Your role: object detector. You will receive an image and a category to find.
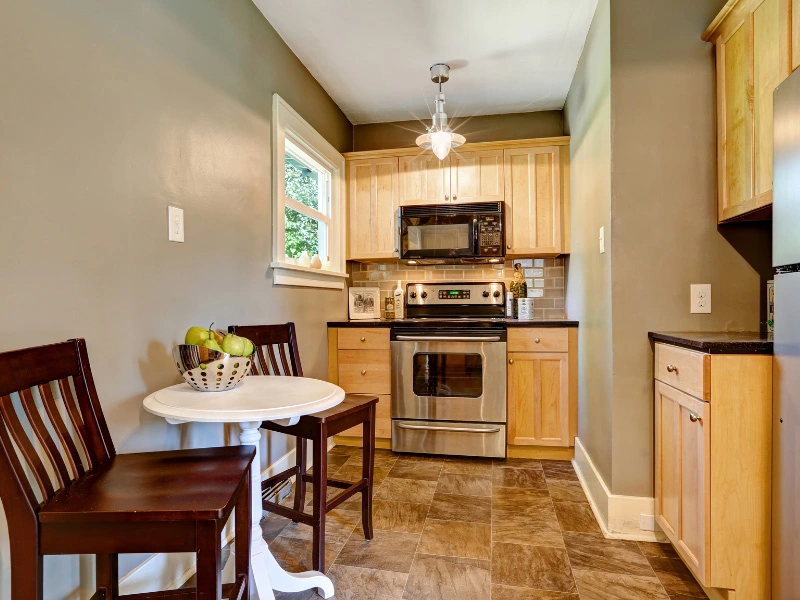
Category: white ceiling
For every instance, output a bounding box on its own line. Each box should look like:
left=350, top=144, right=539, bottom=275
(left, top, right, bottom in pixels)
left=253, top=0, right=599, bottom=124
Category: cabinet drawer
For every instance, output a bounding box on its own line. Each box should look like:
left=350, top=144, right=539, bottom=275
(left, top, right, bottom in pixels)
left=655, top=343, right=710, bottom=401
left=508, top=328, right=569, bottom=352
left=337, top=350, right=391, bottom=394
left=341, top=394, right=392, bottom=438
left=337, top=328, right=390, bottom=350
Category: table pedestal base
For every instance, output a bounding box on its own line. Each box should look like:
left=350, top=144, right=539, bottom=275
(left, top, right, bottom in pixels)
left=224, top=422, right=334, bottom=600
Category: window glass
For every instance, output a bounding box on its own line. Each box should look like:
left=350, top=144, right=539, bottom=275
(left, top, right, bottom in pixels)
left=283, top=138, right=330, bottom=260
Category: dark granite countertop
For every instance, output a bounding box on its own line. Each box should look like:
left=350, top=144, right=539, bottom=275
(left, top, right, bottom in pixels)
left=328, top=318, right=578, bottom=328
left=648, top=331, right=773, bottom=355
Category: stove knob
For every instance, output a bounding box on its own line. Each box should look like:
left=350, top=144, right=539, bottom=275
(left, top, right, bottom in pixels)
left=421, top=291, right=428, bottom=299
left=483, top=290, right=490, bottom=298
left=410, top=291, right=417, bottom=299
left=493, top=290, right=501, bottom=298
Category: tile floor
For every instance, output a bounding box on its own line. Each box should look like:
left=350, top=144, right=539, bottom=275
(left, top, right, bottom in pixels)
left=209, top=446, right=710, bottom=599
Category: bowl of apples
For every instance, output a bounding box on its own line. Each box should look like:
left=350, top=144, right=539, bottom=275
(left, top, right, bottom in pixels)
left=173, top=325, right=256, bottom=392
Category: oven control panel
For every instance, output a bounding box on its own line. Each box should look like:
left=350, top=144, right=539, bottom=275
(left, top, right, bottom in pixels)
left=407, top=282, right=505, bottom=306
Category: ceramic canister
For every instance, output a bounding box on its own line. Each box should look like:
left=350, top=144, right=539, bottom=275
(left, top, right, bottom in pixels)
left=517, top=297, right=535, bottom=320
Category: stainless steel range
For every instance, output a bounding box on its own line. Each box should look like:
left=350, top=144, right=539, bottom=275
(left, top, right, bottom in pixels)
left=391, top=282, right=507, bottom=458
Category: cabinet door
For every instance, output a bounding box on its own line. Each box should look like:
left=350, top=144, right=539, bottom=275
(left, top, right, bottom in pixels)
left=793, top=0, right=800, bottom=70
left=504, top=146, right=563, bottom=256
left=348, top=158, right=399, bottom=260
left=399, top=155, right=450, bottom=205
left=507, top=352, right=569, bottom=446
left=450, top=150, right=504, bottom=204
left=655, top=381, right=711, bottom=585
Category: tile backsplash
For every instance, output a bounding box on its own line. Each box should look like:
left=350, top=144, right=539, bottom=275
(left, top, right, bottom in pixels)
left=349, top=258, right=566, bottom=319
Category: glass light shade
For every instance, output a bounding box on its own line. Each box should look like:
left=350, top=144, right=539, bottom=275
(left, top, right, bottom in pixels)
left=415, top=130, right=466, bottom=160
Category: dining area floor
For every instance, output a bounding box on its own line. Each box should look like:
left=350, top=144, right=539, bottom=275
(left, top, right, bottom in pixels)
left=238, top=446, right=709, bottom=600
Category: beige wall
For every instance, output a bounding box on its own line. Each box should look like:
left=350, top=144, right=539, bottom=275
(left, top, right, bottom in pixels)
left=563, top=0, right=613, bottom=499
left=0, top=0, right=352, bottom=595
left=608, top=0, right=764, bottom=497
left=353, top=111, right=563, bottom=151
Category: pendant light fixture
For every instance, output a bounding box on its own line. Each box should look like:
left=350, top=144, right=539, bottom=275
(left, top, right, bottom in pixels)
left=416, top=63, right=465, bottom=160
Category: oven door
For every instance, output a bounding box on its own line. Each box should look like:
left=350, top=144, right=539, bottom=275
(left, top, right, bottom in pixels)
left=391, top=334, right=507, bottom=423
left=400, top=212, right=477, bottom=260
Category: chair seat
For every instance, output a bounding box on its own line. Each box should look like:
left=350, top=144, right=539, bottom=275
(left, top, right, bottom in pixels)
left=39, top=446, right=254, bottom=524
left=296, top=394, right=378, bottom=423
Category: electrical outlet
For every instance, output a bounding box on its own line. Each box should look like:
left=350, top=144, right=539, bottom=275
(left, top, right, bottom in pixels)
left=599, top=226, right=605, bottom=254
left=167, top=206, right=184, bottom=242
left=690, top=284, right=711, bottom=313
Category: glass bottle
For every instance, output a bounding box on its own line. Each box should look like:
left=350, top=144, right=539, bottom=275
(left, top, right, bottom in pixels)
left=509, top=263, right=527, bottom=319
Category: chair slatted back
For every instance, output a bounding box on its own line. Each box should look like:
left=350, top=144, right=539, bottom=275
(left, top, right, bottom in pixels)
left=0, top=339, right=115, bottom=516
left=228, top=323, right=303, bottom=377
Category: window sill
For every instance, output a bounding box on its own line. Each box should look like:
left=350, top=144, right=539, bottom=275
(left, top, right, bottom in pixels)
left=269, top=261, right=349, bottom=290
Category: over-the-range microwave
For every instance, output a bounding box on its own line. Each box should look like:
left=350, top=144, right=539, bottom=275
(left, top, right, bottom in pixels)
left=398, top=202, right=505, bottom=264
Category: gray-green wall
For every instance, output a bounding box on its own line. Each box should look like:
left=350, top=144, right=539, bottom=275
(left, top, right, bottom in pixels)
left=565, top=0, right=768, bottom=502
left=0, top=0, right=352, bottom=596
left=353, top=111, right=564, bottom=151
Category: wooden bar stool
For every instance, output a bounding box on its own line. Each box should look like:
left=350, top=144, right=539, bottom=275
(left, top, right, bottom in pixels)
left=229, top=323, right=377, bottom=572
left=0, top=339, right=253, bottom=600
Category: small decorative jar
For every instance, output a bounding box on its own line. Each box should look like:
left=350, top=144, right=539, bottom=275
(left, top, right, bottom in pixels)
left=509, top=263, right=528, bottom=319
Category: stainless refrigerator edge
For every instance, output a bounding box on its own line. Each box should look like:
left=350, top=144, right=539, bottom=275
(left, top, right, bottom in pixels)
left=772, top=66, right=800, bottom=599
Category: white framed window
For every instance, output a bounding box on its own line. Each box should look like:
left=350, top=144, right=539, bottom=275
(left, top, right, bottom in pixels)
left=270, top=94, right=347, bottom=289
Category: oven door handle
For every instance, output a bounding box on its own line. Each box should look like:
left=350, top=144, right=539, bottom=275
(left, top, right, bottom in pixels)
left=394, top=335, right=501, bottom=342
left=397, top=423, right=502, bottom=434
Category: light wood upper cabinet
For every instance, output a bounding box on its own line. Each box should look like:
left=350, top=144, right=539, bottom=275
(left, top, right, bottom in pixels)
left=704, top=0, right=793, bottom=222
left=450, top=150, right=504, bottom=204
left=348, top=158, right=399, bottom=260
left=399, top=155, right=450, bottom=205
left=504, top=146, right=563, bottom=256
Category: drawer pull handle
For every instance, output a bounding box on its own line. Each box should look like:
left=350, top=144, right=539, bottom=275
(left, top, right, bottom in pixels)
left=508, top=359, right=514, bottom=364
left=689, top=413, right=701, bottom=423
left=666, top=364, right=679, bottom=374
left=361, top=369, right=366, bottom=375
left=360, top=337, right=366, bottom=342
left=534, top=338, right=541, bottom=343
left=398, top=423, right=501, bottom=434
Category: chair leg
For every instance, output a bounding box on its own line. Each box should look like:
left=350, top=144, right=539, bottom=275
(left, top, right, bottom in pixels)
left=312, top=426, right=328, bottom=572
left=234, top=473, right=251, bottom=599
left=362, top=404, right=376, bottom=540
left=293, top=436, right=307, bottom=520
left=96, top=554, right=119, bottom=599
left=10, top=536, right=43, bottom=600
left=196, top=520, right=221, bottom=600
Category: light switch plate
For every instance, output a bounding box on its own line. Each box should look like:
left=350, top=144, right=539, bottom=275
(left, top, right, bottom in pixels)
left=599, top=226, right=605, bottom=254
left=690, top=283, right=711, bottom=313
left=168, top=206, right=184, bottom=242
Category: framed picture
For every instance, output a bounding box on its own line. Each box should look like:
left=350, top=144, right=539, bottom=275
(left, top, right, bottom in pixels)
left=348, top=287, right=381, bottom=320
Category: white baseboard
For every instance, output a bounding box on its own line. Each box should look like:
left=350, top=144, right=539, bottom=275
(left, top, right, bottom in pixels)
left=572, top=437, right=666, bottom=542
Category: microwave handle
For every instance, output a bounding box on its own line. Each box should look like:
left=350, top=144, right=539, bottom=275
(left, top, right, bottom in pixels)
left=473, top=216, right=479, bottom=254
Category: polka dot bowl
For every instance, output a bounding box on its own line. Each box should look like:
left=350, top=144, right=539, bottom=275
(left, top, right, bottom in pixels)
left=172, top=344, right=251, bottom=392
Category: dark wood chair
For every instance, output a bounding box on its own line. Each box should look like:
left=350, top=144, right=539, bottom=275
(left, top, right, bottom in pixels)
left=229, top=323, right=377, bottom=572
left=0, top=339, right=253, bottom=600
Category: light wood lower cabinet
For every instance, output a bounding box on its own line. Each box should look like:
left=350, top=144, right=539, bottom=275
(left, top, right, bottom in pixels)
left=653, top=343, right=772, bottom=599
left=506, top=328, right=577, bottom=448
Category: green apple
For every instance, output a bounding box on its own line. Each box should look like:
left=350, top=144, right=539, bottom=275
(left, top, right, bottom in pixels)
left=242, top=337, right=254, bottom=357
left=185, top=326, right=210, bottom=346
left=202, top=338, right=223, bottom=352
left=222, top=333, right=245, bottom=356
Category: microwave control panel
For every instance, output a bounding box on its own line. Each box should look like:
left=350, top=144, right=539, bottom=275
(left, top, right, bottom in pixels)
left=478, top=214, right=504, bottom=256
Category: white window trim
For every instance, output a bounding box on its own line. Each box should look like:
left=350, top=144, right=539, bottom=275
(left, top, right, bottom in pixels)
left=270, top=94, right=348, bottom=289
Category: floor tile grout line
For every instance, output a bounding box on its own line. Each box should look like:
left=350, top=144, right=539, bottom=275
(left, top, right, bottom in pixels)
left=401, top=463, right=440, bottom=600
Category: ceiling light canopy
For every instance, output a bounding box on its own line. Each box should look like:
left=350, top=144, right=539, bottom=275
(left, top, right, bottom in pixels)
left=416, top=64, right=465, bottom=160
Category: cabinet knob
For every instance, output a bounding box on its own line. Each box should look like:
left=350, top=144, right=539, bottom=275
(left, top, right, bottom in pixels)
left=666, top=364, right=679, bottom=374
left=506, top=244, right=511, bottom=249
left=689, top=413, right=701, bottom=423
left=360, top=337, right=366, bottom=342
left=361, top=369, right=366, bottom=375
left=534, top=338, right=541, bottom=343
left=508, top=359, right=514, bottom=364
left=394, top=248, right=399, bottom=253
left=452, top=194, right=458, bottom=200
left=444, top=194, right=449, bottom=200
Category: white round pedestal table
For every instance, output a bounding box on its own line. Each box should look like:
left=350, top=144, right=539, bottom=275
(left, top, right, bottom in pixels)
left=143, top=376, right=345, bottom=600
